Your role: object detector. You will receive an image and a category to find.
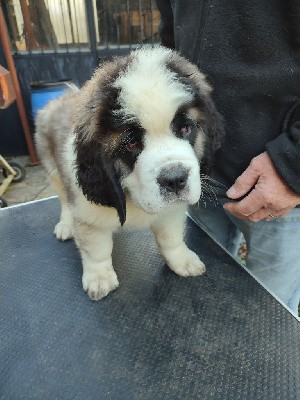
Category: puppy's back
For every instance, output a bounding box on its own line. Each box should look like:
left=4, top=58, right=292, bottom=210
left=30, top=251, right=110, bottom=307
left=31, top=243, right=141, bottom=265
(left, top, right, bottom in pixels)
left=35, top=90, right=78, bottom=175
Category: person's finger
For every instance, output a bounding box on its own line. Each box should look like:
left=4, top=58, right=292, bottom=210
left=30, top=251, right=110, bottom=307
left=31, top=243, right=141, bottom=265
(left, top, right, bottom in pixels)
left=224, top=187, right=265, bottom=218
left=237, top=207, right=293, bottom=223
left=226, top=159, right=260, bottom=199
left=278, top=208, right=293, bottom=218
left=248, top=207, right=288, bottom=222
left=264, top=208, right=293, bottom=221
left=247, top=208, right=271, bottom=222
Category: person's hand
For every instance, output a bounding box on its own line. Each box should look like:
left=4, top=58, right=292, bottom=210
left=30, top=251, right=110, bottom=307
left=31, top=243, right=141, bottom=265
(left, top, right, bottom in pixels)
left=223, top=152, right=300, bottom=222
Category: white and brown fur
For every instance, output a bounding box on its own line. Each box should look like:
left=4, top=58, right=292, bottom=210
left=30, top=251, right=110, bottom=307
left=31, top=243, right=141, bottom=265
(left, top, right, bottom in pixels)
left=35, top=46, right=224, bottom=300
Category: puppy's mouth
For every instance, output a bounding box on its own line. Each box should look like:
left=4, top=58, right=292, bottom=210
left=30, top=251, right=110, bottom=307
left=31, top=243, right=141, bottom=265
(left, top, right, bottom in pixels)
left=160, top=188, right=191, bottom=203
left=140, top=188, right=197, bottom=214
left=122, top=161, right=201, bottom=214
left=154, top=163, right=201, bottom=211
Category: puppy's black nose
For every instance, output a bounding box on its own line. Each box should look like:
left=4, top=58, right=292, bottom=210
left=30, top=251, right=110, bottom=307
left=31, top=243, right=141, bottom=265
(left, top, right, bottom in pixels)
left=157, top=166, right=189, bottom=194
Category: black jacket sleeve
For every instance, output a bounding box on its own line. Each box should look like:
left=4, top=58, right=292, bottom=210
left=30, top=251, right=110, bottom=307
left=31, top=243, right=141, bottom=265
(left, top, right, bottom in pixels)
left=266, top=102, right=300, bottom=194
left=156, top=1, right=300, bottom=195
left=156, top=0, right=175, bottom=49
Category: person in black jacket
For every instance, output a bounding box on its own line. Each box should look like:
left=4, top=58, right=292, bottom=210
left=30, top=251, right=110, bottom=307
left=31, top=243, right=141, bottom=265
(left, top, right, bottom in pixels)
left=156, top=0, right=300, bottom=316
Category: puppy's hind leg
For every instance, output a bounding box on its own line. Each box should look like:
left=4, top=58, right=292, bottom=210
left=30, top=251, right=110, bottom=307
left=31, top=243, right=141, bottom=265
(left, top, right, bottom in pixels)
left=151, top=205, right=205, bottom=277
left=50, top=172, right=74, bottom=241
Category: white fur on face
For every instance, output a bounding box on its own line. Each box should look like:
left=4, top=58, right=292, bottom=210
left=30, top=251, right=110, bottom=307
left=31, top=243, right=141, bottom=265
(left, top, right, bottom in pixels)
left=112, top=47, right=202, bottom=214
left=113, top=47, right=193, bottom=135
left=122, top=134, right=201, bottom=214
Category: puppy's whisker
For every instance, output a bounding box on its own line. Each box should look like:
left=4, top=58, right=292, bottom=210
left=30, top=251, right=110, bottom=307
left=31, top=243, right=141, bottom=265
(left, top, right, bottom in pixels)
left=200, top=174, right=229, bottom=190
left=200, top=180, right=219, bottom=206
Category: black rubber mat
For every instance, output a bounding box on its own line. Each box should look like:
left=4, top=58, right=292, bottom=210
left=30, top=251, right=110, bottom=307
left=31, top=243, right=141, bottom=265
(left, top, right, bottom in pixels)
left=0, top=198, right=299, bottom=400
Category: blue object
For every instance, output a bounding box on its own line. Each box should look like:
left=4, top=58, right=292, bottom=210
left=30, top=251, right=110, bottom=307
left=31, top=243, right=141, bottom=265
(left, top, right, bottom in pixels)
left=30, top=80, right=75, bottom=121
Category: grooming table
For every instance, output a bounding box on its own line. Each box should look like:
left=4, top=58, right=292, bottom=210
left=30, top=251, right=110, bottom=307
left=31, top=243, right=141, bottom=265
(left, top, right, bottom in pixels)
left=0, top=198, right=299, bottom=400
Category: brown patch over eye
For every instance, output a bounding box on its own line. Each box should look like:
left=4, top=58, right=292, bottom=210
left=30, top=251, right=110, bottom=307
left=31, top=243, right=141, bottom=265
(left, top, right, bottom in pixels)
left=188, top=107, right=206, bottom=122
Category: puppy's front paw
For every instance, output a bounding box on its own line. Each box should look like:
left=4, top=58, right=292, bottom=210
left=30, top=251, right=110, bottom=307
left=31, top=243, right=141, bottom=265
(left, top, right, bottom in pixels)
left=54, top=222, right=73, bottom=241
left=82, top=267, right=119, bottom=301
left=53, top=221, right=73, bottom=241
left=165, top=246, right=206, bottom=277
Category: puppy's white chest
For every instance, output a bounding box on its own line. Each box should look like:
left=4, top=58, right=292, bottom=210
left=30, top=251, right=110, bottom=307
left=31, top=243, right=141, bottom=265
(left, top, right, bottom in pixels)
left=122, top=201, right=157, bottom=230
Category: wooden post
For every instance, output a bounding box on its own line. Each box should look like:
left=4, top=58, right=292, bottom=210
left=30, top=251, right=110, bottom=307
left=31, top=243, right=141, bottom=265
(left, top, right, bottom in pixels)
left=19, top=0, right=39, bottom=50
left=0, top=4, right=39, bottom=165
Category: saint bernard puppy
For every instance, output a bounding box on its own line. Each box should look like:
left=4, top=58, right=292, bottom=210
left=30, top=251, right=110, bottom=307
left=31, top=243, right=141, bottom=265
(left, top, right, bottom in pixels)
left=35, top=46, right=224, bottom=301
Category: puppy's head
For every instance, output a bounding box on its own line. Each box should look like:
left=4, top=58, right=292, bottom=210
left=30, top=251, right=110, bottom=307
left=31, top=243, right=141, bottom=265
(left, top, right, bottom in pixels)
left=75, top=46, right=224, bottom=225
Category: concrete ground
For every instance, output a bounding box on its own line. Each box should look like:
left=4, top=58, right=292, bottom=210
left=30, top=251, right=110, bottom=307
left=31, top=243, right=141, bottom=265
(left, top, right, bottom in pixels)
left=1, top=155, right=55, bottom=207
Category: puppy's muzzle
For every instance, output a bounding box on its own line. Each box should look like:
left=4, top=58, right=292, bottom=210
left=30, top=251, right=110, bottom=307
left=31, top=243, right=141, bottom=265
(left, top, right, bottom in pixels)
left=157, top=164, right=189, bottom=195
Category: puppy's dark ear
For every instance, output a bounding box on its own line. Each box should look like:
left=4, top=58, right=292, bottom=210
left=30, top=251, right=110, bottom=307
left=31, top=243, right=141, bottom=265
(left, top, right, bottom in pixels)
left=75, top=131, right=126, bottom=225
left=195, top=94, right=225, bottom=175
left=166, top=53, right=225, bottom=175
left=199, top=96, right=225, bottom=175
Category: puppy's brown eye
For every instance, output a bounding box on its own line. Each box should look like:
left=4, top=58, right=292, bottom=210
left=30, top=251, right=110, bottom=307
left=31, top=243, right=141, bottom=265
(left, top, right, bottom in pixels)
left=126, top=140, right=138, bottom=151
left=122, top=127, right=144, bottom=155
left=179, top=124, right=192, bottom=139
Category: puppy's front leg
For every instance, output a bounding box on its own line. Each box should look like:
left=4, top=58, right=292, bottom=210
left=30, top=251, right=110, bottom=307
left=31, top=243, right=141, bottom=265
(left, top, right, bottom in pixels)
left=151, top=206, right=205, bottom=277
left=73, top=221, right=119, bottom=300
